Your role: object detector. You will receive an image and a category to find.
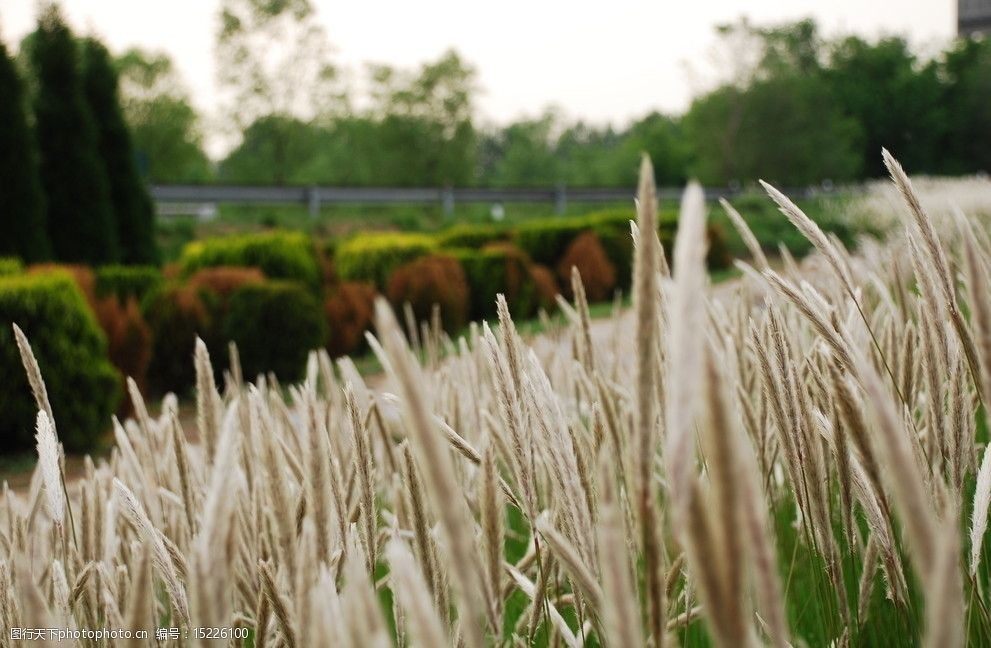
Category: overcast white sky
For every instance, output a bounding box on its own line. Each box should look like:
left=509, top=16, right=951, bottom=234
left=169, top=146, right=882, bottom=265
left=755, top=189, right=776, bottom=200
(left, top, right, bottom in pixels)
left=2, top=0, right=957, bottom=152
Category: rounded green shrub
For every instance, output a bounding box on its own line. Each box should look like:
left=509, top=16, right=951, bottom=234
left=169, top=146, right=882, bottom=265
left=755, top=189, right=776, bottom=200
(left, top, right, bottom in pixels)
left=451, top=244, right=541, bottom=321
left=0, top=272, right=119, bottom=451
left=94, top=265, right=163, bottom=302
left=0, top=258, right=24, bottom=278
left=142, top=283, right=216, bottom=395
left=513, top=219, right=591, bottom=267
left=224, top=281, right=327, bottom=382
left=178, top=231, right=320, bottom=288
left=335, top=232, right=436, bottom=288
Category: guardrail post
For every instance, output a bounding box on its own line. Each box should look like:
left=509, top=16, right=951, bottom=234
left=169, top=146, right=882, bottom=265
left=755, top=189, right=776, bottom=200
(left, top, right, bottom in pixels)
left=308, top=187, right=320, bottom=218
left=441, top=187, right=455, bottom=218
left=554, top=183, right=567, bottom=215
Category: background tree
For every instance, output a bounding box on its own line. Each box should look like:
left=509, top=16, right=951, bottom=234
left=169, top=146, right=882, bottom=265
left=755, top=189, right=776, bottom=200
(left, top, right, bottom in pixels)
left=937, top=37, right=991, bottom=175
left=115, top=48, right=212, bottom=183
left=82, top=38, right=158, bottom=264
left=0, top=38, right=50, bottom=261
left=216, top=0, right=344, bottom=181
left=824, top=36, right=944, bottom=177
left=27, top=5, right=118, bottom=264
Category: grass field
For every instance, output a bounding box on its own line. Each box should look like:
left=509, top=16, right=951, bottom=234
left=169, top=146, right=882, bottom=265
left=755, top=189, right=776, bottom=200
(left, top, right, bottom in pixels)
left=5, top=156, right=991, bottom=646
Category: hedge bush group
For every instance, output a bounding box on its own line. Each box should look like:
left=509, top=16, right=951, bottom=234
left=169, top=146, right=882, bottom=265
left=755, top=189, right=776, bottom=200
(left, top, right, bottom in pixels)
left=0, top=208, right=734, bottom=451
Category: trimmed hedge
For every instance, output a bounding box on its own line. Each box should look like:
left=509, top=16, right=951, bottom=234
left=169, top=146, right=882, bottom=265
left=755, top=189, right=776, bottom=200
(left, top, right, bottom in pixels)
left=178, top=231, right=320, bottom=288
left=142, top=283, right=215, bottom=395
left=224, top=281, right=327, bottom=382
left=0, top=272, right=119, bottom=451
left=556, top=232, right=617, bottom=302
left=94, top=265, right=163, bottom=301
left=435, top=223, right=509, bottom=249
left=335, top=232, right=436, bottom=288
left=450, top=244, right=543, bottom=320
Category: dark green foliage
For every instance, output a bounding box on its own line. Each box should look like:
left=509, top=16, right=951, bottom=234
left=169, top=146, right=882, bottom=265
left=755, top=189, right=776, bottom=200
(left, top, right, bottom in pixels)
left=82, top=39, right=159, bottom=264
left=0, top=40, right=51, bottom=262
left=28, top=6, right=119, bottom=264
left=0, top=272, right=119, bottom=451
left=451, top=245, right=540, bottom=320
left=335, top=233, right=436, bottom=288
left=178, top=231, right=320, bottom=288
left=513, top=219, right=592, bottom=267
left=223, top=281, right=327, bottom=382
left=114, top=48, right=213, bottom=183
left=142, top=283, right=215, bottom=395
left=435, top=223, right=509, bottom=249
left=714, top=192, right=861, bottom=259
left=94, top=265, right=163, bottom=301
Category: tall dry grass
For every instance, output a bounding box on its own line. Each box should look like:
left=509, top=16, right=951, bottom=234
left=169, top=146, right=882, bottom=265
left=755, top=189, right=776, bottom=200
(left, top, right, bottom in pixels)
left=3, top=152, right=991, bottom=646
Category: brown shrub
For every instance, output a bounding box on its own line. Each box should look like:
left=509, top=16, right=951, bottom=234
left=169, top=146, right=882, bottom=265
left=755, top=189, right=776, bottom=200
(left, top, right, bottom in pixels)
left=187, top=266, right=266, bottom=301
left=93, top=296, right=153, bottom=408
left=324, top=281, right=378, bottom=357
left=555, top=231, right=617, bottom=302
left=529, top=264, right=559, bottom=312
left=387, top=254, right=469, bottom=333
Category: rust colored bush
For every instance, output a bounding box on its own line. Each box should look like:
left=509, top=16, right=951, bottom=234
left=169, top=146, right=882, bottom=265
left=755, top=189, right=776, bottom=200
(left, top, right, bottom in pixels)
left=324, top=281, right=377, bottom=357
left=387, top=254, right=469, bottom=334
left=93, top=296, right=152, bottom=407
left=529, top=263, right=559, bottom=312
left=555, top=231, right=617, bottom=302
left=187, top=265, right=266, bottom=301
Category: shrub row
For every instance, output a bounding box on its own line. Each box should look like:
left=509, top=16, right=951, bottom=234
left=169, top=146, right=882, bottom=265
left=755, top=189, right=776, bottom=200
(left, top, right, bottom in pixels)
left=0, top=271, right=119, bottom=451
left=178, top=230, right=321, bottom=288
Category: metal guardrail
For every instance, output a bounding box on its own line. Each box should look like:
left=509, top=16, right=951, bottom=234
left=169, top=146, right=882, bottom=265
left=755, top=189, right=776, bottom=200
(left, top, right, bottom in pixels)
left=151, top=184, right=813, bottom=218
left=959, top=0, right=991, bottom=35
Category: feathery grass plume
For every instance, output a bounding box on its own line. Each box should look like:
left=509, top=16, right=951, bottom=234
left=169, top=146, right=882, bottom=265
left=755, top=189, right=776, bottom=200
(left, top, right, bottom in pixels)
left=763, top=270, right=854, bottom=370
left=259, top=560, right=296, bottom=648
left=596, top=452, right=645, bottom=648
left=664, top=179, right=708, bottom=510
left=505, top=562, right=581, bottom=648
left=759, top=180, right=854, bottom=292
left=304, top=397, right=332, bottom=565
left=194, top=337, right=221, bottom=461
left=13, top=324, right=55, bottom=427
left=971, top=443, right=991, bottom=577
left=858, top=534, right=880, bottom=623
left=113, top=478, right=189, bottom=625
left=34, top=411, right=65, bottom=530
left=387, top=538, right=450, bottom=647
left=853, top=350, right=938, bottom=585
left=345, top=382, right=377, bottom=574
left=170, top=412, right=197, bottom=536
left=570, top=267, right=596, bottom=372
left=122, top=542, right=153, bottom=648
left=534, top=514, right=603, bottom=612
left=925, top=506, right=965, bottom=648
left=635, top=156, right=672, bottom=647
left=961, top=219, right=991, bottom=412
left=479, top=440, right=505, bottom=631
left=191, top=412, right=241, bottom=636
left=372, top=298, right=488, bottom=648
left=883, top=149, right=983, bottom=398
left=720, top=197, right=770, bottom=270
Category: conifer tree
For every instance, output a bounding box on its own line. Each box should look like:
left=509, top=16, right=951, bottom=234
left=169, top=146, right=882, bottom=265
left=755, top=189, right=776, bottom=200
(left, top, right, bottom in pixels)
left=0, top=39, right=51, bottom=262
left=28, top=5, right=118, bottom=264
left=82, top=38, right=158, bottom=264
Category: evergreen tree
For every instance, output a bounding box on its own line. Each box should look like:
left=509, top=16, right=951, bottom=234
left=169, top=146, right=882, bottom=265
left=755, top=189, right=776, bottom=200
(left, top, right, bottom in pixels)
left=0, top=39, right=51, bottom=261
left=82, top=38, right=158, bottom=264
left=27, top=5, right=118, bottom=264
